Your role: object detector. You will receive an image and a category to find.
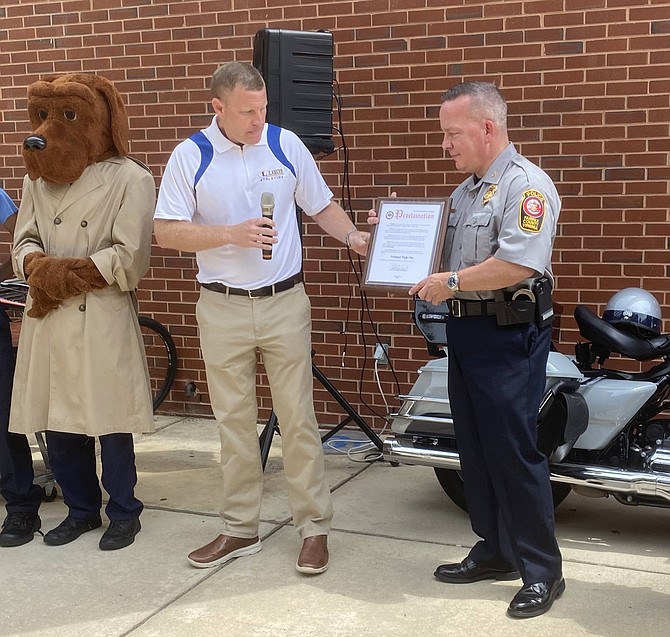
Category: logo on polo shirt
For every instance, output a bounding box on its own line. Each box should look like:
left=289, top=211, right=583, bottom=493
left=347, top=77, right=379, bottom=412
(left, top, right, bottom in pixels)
left=258, top=168, right=286, bottom=181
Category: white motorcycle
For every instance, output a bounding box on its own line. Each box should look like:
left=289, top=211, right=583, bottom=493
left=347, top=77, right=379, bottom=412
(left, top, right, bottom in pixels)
left=384, top=289, right=670, bottom=511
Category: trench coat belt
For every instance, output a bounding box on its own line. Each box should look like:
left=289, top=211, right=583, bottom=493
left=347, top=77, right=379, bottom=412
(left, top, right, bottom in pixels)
left=201, top=272, right=303, bottom=298
left=446, top=298, right=496, bottom=318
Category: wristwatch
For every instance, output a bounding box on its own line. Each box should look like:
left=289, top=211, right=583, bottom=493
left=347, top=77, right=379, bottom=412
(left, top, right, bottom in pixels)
left=446, top=271, right=460, bottom=293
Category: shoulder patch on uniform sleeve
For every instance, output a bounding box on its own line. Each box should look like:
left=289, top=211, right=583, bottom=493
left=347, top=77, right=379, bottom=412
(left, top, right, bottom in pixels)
left=518, top=189, right=545, bottom=233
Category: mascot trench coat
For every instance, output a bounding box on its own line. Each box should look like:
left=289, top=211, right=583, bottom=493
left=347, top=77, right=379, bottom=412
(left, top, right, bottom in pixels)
left=10, top=157, right=156, bottom=436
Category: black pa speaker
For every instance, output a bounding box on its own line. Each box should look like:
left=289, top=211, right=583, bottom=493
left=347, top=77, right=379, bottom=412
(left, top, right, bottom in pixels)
left=253, top=28, right=334, bottom=155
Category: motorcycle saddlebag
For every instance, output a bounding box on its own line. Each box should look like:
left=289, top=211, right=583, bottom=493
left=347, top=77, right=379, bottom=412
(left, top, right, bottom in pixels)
left=537, top=388, right=589, bottom=463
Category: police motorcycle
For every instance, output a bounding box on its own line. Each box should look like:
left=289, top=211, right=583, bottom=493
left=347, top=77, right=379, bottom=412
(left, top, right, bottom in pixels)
left=384, top=288, right=670, bottom=511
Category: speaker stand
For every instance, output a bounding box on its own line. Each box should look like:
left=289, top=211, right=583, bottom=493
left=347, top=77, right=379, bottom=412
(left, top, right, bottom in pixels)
left=259, top=361, right=384, bottom=471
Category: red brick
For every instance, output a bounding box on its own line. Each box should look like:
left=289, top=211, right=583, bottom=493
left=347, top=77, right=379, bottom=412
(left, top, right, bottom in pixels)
left=2, top=1, right=670, bottom=422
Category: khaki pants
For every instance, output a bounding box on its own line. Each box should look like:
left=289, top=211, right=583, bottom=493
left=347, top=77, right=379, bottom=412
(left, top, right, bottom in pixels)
left=197, top=284, right=333, bottom=539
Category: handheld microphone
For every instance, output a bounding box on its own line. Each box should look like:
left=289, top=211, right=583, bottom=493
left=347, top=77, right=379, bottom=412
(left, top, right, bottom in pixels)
left=260, top=192, right=275, bottom=260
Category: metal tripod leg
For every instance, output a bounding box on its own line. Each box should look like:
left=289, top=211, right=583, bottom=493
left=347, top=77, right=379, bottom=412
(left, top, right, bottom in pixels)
left=258, top=410, right=279, bottom=471
left=311, top=363, right=384, bottom=451
left=258, top=362, right=384, bottom=471
left=34, top=431, right=58, bottom=501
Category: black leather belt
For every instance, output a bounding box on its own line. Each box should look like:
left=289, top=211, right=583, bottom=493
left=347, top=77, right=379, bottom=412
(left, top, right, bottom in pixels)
left=202, top=272, right=303, bottom=298
left=447, top=298, right=496, bottom=318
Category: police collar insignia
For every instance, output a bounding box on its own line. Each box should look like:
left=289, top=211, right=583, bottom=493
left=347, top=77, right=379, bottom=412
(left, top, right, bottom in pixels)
left=482, top=184, right=497, bottom=204
left=519, top=189, right=545, bottom=233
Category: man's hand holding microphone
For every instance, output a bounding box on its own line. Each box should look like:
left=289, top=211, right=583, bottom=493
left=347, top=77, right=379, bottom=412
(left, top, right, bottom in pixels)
left=235, top=191, right=377, bottom=259
left=225, top=192, right=278, bottom=254
left=260, top=191, right=275, bottom=260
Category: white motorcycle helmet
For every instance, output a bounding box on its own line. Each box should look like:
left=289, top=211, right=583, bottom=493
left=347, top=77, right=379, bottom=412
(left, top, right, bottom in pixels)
left=602, top=288, right=662, bottom=336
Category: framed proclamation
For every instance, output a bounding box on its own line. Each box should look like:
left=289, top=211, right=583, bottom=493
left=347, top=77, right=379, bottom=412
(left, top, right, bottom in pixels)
left=362, top=197, right=451, bottom=293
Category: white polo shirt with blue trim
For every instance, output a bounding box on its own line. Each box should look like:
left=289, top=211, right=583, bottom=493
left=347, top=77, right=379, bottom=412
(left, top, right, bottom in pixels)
left=155, top=117, right=333, bottom=288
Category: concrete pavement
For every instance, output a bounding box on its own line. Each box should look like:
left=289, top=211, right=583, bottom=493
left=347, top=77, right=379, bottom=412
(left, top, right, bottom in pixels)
left=2, top=414, right=670, bottom=636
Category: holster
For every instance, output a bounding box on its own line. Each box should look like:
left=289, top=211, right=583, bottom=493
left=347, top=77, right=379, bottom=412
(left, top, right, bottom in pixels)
left=493, top=290, right=534, bottom=326
left=533, top=276, right=554, bottom=328
left=493, top=277, right=553, bottom=328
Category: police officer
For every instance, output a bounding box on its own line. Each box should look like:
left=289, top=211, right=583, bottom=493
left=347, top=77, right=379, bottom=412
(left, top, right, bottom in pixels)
left=409, top=82, right=564, bottom=619
left=0, top=188, right=42, bottom=547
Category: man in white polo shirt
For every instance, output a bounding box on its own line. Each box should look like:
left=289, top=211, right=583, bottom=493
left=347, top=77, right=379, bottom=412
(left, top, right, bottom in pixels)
left=154, top=61, right=369, bottom=574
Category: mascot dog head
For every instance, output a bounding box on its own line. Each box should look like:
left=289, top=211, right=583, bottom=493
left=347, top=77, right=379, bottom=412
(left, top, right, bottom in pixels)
left=22, top=73, right=129, bottom=184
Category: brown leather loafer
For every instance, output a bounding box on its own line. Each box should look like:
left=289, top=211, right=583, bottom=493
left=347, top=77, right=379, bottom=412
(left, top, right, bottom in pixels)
left=296, top=534, right=329, bottom=574
left=187, top=534, right=261, bottom=569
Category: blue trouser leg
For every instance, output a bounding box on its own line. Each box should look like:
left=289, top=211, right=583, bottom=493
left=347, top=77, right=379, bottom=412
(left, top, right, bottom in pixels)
left=99, top=433, right=143, bottom=520
left=448, top=350, right=515, bottom=568
left=45, top=431, right=102, bottom=518
left=46, top=431, right=143, bottom=520
left=0, top=308, right=41, bottom=514
left=447, top=315, right=562, bottom=584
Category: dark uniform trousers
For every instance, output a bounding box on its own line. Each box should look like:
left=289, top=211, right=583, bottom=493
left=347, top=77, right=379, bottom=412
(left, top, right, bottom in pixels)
left=45, top=431, right=143, bottom=521
left=446, top=313, right=562, bottom=584
left=0, top=307, right=42, bottom=514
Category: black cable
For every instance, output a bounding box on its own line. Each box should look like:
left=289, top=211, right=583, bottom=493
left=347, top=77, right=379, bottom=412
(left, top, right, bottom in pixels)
left=330, top=79, right=403, bottom=424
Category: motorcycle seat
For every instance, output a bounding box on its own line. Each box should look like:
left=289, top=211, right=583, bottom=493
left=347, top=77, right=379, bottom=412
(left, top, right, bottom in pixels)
left=580, top=360, right=670, bottom=382
left=575, top=305, right=670, bottom=362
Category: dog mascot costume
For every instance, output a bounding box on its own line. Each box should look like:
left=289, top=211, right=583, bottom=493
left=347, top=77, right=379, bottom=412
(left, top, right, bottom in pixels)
left=10, top=73, right=155, bottom=550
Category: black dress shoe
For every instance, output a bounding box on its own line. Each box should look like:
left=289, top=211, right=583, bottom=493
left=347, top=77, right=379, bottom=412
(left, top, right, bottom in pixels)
left=434, top=557, right=520, bottom=583
left=99, top=517, right=141, bottom=551
left=0, top=512, right=42, bottom=547
left=507, top=577, right=566, bottom=618
left=43, top=515, right=102, bottom=546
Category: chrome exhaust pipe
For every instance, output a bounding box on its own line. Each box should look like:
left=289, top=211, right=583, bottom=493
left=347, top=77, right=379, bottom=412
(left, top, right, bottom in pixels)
left=384, top=437, right=463, bottom=470
left=384, top=437, right=670, bottom=502
left=549, top=461, right=670, bottom=502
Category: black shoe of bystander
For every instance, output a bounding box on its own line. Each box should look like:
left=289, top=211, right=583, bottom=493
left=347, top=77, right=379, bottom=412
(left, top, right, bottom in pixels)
left=99, top=517, right=141, bottom=551
left=0, top=512, right=41, bottom=547
left=44, top=515, right=102, bottom=546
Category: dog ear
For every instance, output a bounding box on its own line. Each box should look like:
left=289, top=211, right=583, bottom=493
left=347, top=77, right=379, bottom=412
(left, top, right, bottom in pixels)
left=86, top=74, right=129, bottom=157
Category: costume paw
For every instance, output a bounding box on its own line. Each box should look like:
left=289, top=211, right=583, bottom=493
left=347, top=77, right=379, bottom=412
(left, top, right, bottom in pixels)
left=23, top=251, right=47, bottom=277
left=72, top=257, right=108, bottom=289
left=26, top=256, right=106, bottom=301
left=27, top=286, right=61, bottom=319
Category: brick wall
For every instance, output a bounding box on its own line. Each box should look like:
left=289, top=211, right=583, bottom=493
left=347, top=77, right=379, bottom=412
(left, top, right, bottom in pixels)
left=1, top=1, right=669, bottom=429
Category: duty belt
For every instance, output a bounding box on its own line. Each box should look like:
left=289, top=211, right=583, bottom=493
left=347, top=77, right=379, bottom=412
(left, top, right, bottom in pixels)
left=447, top=298, right=496, bottom=318
left=202, top=272, right=303, bottom=298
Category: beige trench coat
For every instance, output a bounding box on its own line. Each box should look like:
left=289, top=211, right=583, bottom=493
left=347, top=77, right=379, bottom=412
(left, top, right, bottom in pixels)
left=9, top=157, right=156, bottom=436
